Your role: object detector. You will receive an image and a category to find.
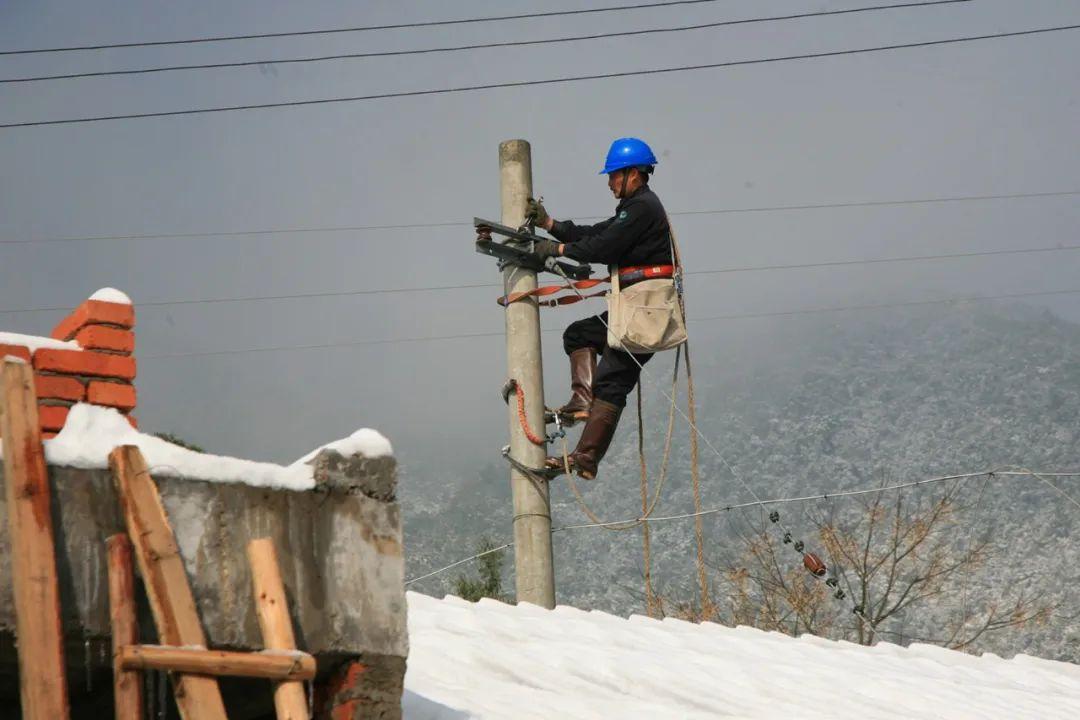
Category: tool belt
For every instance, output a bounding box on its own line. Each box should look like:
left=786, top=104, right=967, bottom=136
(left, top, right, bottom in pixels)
left=617, top=264, right=675, bottom=287
left=607, top=264, right=687, bottom=353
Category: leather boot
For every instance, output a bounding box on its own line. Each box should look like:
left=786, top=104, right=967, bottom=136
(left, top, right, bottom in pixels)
left=546, top=399, right=622, bottom=480
left=556, top=348, right=596, bottom=427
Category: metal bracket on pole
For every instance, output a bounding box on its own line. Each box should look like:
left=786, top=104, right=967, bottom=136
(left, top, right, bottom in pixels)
left=474, top=217, right=593, bottom=280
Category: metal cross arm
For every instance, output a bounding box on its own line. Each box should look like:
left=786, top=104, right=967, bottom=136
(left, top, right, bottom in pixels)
left=474, top=217, right=593, bottom=280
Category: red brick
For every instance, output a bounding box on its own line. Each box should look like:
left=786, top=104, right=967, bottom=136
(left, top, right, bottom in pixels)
left=51, top=300, right=135, bottom=341
left=35, top=374, right=85, bottom=401
left=33, top=348, right=136, bottom=381
left=38, top=405, right=70, bottom=431
left=87, top=381, right=136, bottom=411
left=74, top=326, right=134, bottom=353
left=0, top=344, right=32, bottom=363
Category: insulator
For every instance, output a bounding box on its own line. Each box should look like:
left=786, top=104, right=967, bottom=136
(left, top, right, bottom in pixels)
left=825, top=577, right=838, bottom=588
left=782, top=532, right=792, bottom=544
left=834, top=589, right=846, bottom=600
left=768, top=510, right=780, bottom=523
left=793, top=540, right=805, bottom=553
left=802, top=552, right=827, bottom=576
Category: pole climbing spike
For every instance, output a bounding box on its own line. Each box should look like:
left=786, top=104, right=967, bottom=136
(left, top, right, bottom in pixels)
left=802, top=552, right=827, bottom=577
left=501, top=378, right=517, bottom=405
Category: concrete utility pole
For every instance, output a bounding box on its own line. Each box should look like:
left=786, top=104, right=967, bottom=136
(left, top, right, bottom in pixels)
left=499, top=139, right=556, bottom=608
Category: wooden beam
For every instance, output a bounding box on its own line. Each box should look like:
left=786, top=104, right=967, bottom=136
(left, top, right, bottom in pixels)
left=107, top=534, right=143, bottom=720
left=247, top=537, right=310, bottom=720
left=119, top=646, right=315, bottom=681
left=1, top=358, right=71, bottom=720
left=109, top=445, right=228, bottom=720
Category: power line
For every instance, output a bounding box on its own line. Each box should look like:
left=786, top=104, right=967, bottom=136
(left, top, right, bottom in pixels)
left=692, top=287, right=1080, bottom=323
left=137, top=286, right=1080, bottom=360
left=404, top=468, right=1080, bottom=584
left=692, top=243, right=1080, bottom=278
left=5, top=23, right=1076, bottom=129
left=4, top=242, right=1080, bottom=316
left=0, top=1, right=727, bottom=56
left=0, top=1, right=733, bottom=56
left=5, top=189, right=1077, bottom=246
left=1, top=2, right=970, bottom=84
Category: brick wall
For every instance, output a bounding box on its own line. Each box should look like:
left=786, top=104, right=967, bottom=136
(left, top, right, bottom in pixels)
left=0, top=294, right=136, bottom=438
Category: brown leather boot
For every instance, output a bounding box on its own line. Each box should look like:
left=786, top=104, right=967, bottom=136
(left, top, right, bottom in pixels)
left=556, top=348, right=596, bottom=427
left=545, top=399, right=622, bottom=480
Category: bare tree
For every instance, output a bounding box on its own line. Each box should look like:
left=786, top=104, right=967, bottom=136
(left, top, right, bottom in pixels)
left=665, top=482, right=1053, bottom=651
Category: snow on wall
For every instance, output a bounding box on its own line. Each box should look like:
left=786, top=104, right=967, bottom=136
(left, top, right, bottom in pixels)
left=44, top=404, right=314, bottom=490
left=0, top=331, right=79, bottom=353
left=88, top=287, right=132, bottom=304
left=0, top=403, right=394, bottom=491
left=403, top=592, right=1080, bottom=719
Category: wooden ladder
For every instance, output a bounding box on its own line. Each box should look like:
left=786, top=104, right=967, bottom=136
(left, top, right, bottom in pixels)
left=108, top=445, right=315, bottom=720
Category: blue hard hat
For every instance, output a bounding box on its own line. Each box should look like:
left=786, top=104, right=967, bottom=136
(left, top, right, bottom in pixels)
left=599, top=137, right=658, bottom=174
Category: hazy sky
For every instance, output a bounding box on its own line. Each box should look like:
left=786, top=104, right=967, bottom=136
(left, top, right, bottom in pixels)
left=2, top=0, right=1078, bottom=475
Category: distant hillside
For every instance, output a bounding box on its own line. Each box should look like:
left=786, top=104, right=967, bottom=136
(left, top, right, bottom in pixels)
left=405, top=304, right=1080, bottom=662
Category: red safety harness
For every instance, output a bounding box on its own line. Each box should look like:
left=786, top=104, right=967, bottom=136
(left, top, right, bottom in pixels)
left=497, top=264, right=675, bottom=307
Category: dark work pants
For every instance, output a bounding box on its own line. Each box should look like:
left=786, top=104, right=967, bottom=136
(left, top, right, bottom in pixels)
left=562, top=312, right=653, bottom=408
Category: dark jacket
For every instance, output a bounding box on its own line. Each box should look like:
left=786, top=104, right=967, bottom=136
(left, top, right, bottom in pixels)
left=549, top=186, right=672, bottom=268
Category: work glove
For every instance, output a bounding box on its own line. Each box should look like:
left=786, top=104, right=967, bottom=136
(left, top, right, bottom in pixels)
left=525, top=197, right=551, bottom=228
left=533, top=238, right=561, bottom=264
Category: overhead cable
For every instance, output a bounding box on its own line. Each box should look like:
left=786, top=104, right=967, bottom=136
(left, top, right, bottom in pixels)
left=135, top=287, right=1080, bottom=360
left=5, top=189, right=1077, bottom=246
left=1, top=2, right=972, bottom=84
left=554, top=468, right=1080, bottom=530
left=4, top=242, right=1080, bottom=316
left=0, top=1, right=729, bottom=55
left=4, top=23, right=1076, bottom=129
left=404, top=467, right=1080, bottom=584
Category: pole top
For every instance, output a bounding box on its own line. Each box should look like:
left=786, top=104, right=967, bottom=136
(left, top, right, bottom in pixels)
left=499, top=139, right=531, bottom=163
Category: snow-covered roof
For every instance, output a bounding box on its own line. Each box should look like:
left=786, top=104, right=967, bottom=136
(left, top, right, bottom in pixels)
left=0, top=403, right=393, bottom=491
left=404, top=592, right=1080, bottom=719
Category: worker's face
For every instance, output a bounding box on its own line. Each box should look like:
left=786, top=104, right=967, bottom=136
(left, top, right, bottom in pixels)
left=607, top=169, right=638, bottom=198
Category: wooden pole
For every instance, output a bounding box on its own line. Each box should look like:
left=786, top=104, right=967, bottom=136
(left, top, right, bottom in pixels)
left=109, top=445, right=228, bottom=720
left=247, top=538, right=310, bottom=720
left=118, top=645, right=315, bottom=681
left=0, top=358, right=71, bottom=720
left=107, top=534, right=143, bottom=720
left=499, top=139, right=556, bottom=608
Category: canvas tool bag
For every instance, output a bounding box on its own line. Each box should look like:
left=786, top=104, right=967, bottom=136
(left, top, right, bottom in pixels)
left=606, top=262, right=688, bottom=353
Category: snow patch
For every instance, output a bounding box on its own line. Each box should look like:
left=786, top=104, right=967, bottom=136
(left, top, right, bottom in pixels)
left=0, top=331, right=79, bottom=352
left=294, top=427, right=393, bottom=465
left=89, top=287, right=132, bottom=304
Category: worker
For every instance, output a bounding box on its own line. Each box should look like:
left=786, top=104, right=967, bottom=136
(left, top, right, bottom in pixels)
left=528, top=137, right=677, bottom=480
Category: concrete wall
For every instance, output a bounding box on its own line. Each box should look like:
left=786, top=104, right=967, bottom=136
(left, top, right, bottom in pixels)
left=0, top=449, right=407, bottom=719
